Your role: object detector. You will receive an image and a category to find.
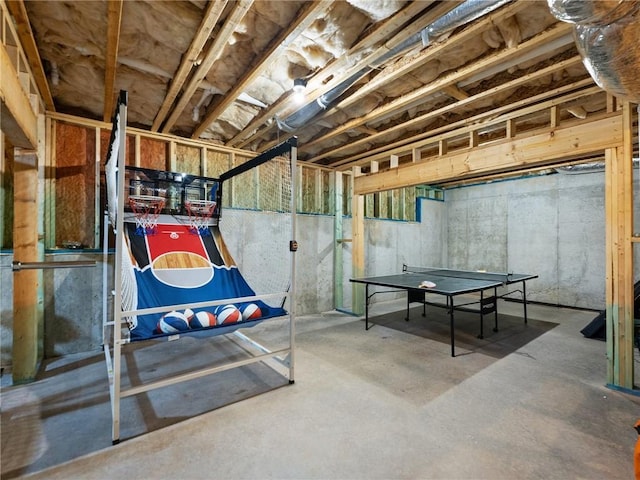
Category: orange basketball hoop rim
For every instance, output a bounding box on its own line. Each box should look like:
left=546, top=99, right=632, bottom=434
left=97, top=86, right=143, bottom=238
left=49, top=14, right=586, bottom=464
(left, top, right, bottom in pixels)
left=185, top=200, right=216, bottom=235
left=128, top=195, right=165, bottom=235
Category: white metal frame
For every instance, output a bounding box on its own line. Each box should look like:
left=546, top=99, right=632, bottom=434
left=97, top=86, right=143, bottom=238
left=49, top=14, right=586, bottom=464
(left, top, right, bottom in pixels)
left=102, top=98, right=297, bottom=444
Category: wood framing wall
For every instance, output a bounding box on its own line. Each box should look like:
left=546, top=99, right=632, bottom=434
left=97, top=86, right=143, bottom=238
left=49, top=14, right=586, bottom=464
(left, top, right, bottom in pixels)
left=605, top=102, right=635, bottom=390
left=2, top=0, right=46, bottom=383
left=1, top=0, right=636, bottom=389
left=349, top=98, right=637, bottom=390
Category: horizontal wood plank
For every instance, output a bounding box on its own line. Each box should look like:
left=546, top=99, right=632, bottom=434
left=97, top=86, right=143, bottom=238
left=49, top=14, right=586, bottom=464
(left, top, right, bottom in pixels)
left=354, top=113, right=623, bottom=195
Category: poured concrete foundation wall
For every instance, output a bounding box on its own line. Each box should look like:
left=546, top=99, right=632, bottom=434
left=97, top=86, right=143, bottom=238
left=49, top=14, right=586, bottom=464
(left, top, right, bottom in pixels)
left=1, top=254, right=13, bottom=367
left=445, top=169, right=640, bottom=310
left=1, top=169, right=636, bottom=364
left=0, top=212, right=427, bottom=362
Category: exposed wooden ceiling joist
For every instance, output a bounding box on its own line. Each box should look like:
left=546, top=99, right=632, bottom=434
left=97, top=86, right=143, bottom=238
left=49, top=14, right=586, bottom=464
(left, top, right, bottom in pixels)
left=229, top=0, right=461, bottom=150
left=353, top=113, right=623, bottom=194
left=305, top=21, right=574, bottom=156
left=335, top=79, right=600, bottom=169
left=322, top=0, right=529, bottom=119
left=103, top=0, right=123, bottom=122
left=191, top=0, right=333, bottom=139
left=5, top=0, right=54, bottom=111
left=161, top=0, right=255, bottom=134
left=151, top=0, right=228, bottom=132
left=17, top=0, right=630, bottom=172
left=312, top=55, right=584, bottom=164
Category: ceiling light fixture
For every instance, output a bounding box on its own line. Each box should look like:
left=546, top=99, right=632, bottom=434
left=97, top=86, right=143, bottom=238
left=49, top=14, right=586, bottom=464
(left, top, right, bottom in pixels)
left=293, top=78, right=307, bottom=93
left=293, top=78, right=307, bottom=104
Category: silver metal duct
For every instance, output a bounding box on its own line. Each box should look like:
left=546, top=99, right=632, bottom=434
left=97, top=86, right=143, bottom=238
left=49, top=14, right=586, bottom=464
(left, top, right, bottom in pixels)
left=277, top=0, right=512, bottom=132
left=547, top=0, right=640, bottom=103
left=548, top=0, right=636, bottom=24
left=555, top=158, right=640, bottom=174
left=554, top=162, right=606, bottom=174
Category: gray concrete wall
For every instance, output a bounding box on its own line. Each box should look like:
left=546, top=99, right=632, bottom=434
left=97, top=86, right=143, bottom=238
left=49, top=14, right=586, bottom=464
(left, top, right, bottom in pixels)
left=445, top=169, right=640, bottom=310
left=41, top=253, right=108, bottom=358
left=342, top=198, right=447, bottom=310
left=2, top=169, right=638, bottom=365
left=1, top=254, right=13, bottom=367
left=1, top=251, right=110, bottom=366
left=0, top=215, right=326, bottom=361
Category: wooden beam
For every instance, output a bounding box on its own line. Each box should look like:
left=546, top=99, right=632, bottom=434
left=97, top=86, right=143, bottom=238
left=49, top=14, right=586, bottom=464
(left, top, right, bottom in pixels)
left=333, top=79, right=598, bottom=169
left=351, top=166, right=365, bottom=315
left=506, top=118, right=516, bottom=138
left=550, top=105, right=559, bottom=128
left=44, top=117, right=55, bottom=248
left=310, top=55, right=584, bottom=163
left=439, top=139, right=448, bottom=156
left=229, top=0, right=453, bottom=148
left=604, top=102, right=635, bottom=390
left=47, top=110, right=254, bottom=156
left=305, top=23, right=574, bottom=155
left=151, top=0, right=227, bottom=132
left=443, top=84, right=470, bottom=101
left=12, top=148, right=39, bottom=383
left=0, top=43, right=36, bottom=148
left=5, top=0, right=54, bottom=111
left=192, top=0, right=332, bottom=139
left=162, top=0, right=255, bottom=134
left=333, top=171, right=344, bottom=309
left=329, top=0, right=528, bottom=117
left=469, top=130, right=478, bottom=148
left=103, top=0, right=123, bottom=122
left=354, top=113, right=622, bottom=195
left=355, top=125, right=378, bottom=136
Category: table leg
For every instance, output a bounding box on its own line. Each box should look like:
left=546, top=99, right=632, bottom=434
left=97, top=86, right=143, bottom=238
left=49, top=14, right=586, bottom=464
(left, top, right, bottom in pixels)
left=478, top=290, right=484, bottom=339
left=450, top=295, right=455, bottom=357
left=493, top=286, right=498, bottom=332
left=523, top=281, right=528, bottom=325
left=406, top=291, right=410, bottom=321
left=365, top=284, right=370, bottom=330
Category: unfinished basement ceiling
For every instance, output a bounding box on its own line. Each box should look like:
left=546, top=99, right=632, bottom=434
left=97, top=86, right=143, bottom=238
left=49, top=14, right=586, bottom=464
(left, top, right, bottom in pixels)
left=12, top=0, right=632, bottom=170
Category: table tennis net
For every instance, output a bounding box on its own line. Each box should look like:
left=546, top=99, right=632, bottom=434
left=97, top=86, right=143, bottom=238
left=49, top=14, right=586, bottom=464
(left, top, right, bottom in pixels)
left=403, top=265, right=512, bottom=282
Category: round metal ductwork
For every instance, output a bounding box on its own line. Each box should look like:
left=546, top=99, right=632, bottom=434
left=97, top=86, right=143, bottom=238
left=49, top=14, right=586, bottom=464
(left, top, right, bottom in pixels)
left=547, top=0, right=640, bottom=103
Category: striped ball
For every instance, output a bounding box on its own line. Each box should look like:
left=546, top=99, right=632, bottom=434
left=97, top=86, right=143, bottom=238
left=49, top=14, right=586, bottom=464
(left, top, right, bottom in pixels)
left=190, top=311, right=217, bottom=329
left=215, top=304, right=241, bottom=325
left=157, top=311, right=190, bottom=334
left=240, top=303, right=262, bottom=321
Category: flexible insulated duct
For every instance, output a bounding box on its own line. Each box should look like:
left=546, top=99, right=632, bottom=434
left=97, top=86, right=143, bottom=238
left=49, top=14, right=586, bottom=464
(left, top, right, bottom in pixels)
left=547, top=0, right=640, bottom=103
left=555, top=157, right=640, bottom=174
left=277, top=0, right=512, bottom=132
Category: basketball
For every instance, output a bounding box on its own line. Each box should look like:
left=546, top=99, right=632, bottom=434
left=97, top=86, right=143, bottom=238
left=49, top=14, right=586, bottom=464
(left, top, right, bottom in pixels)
left=183, top=308, right=195, bottom=321
left=240, top=303, right=262, bottom=321
left=157, top=311, right=190, bottom=334
left=215, top=304, right=241, bottom=325
left=190, top=310, right=217, bottom=329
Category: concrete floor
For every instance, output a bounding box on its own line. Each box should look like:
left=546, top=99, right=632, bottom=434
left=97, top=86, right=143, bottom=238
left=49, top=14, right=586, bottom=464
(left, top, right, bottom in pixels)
left=1, top=299, right=639, bottom=479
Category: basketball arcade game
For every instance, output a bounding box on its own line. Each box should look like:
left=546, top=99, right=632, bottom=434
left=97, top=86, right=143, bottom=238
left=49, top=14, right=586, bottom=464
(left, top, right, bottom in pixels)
left=103, top=91, right=297, bottom=443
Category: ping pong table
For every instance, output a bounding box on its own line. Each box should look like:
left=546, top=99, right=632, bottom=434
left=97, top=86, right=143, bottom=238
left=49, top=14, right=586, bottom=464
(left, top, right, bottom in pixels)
left=350, top=265, right=538, bottom=357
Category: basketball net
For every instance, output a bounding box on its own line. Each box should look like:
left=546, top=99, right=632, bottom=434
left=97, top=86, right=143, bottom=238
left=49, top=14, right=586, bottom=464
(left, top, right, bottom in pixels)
left=185, top=200, right=216, bottom=235
left=218, top=154, right=292, bottom=301
left=128, top=195, right=165, bottom=235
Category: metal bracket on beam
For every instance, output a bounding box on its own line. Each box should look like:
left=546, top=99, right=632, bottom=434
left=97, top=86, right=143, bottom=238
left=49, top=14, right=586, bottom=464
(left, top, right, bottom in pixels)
left=11, top=260, right=96, bottom=271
